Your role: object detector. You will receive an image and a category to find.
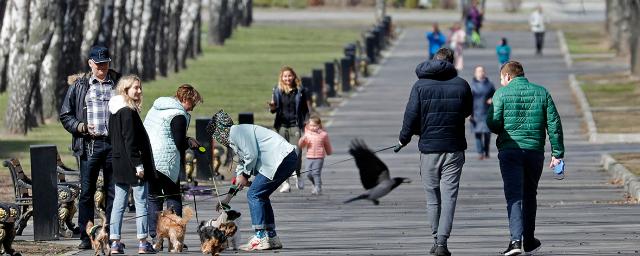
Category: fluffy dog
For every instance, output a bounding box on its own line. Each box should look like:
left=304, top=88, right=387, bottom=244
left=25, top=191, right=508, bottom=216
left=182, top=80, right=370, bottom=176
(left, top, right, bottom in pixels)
left=85, top=210, right=109, bottom=256
left=153, top=207, right=194, bottom=252
left=204, top=208, right=242, bottom=251
left=198, top=221, right=238, bottom=255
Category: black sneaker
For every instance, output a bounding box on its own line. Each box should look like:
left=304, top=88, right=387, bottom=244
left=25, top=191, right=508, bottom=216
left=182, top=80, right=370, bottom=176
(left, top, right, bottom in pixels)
left=503, top=240, right=522, bottom=256
left=524, top=238, right=541, bottom=255
left=429, top=243, right=437, bottom=254
left=77, top=240, right=92, bottom=250
left=434, top=244, right=451, bottom=256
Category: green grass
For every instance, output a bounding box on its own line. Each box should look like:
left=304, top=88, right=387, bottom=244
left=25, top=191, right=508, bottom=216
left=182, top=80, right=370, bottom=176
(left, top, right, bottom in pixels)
left=563, top=27, right=614, bottom=55
left=0, top=24, right=360, bottom=173
left=581, top=81, right=640, bottom=108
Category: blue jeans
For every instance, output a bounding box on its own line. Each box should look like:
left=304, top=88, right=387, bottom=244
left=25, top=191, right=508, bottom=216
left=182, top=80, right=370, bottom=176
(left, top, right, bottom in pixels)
left=474, top=132, right=491, bottom=157
left=498, top=149, right=544, bottom=242
left=247, top=151, right=298, bottom=230
left=110, top=182, right=149, bottom=240
left=79, top=138, right=115, bottom=243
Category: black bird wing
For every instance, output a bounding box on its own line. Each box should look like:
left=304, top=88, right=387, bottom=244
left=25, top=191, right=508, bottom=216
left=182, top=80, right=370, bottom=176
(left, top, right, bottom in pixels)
left=349, top=139, right=391, bottom=190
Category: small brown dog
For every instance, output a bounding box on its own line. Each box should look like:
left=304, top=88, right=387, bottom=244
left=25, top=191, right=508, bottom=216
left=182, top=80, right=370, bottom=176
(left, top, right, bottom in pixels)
left=198, top=221, right=238, bottom=255
left=85, top=210, right=109, bottom=256
left=153, top=207, right=194, bottom=252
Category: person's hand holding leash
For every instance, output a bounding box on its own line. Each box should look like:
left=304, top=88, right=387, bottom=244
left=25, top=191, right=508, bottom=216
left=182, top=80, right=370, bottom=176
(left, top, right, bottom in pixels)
left=393, top=141, right=405, bottom=153
left=235, top=174, right=249, bottom=190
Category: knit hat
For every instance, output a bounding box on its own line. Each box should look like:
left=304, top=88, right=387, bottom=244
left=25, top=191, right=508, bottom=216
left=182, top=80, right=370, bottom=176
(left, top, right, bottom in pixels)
left=206, top=110, right=234, bottom=147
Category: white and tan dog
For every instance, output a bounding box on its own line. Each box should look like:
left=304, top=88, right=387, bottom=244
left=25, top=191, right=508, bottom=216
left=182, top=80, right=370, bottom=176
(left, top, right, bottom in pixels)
left=200, top=209, right=242, bottom=250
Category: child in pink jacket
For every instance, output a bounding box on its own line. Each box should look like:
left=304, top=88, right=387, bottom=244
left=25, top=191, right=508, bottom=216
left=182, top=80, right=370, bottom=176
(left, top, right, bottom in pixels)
left=298, top=115, right=332, bottom=195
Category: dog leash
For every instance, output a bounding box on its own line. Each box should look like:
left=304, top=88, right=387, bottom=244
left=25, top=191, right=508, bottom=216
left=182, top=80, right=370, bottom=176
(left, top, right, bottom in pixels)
left=113, top=144, right=396, bottom=225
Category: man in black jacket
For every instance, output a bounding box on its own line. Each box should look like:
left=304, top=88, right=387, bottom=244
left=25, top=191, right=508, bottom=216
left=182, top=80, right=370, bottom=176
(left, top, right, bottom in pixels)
left=59, top=46, right=120, bottom=250
left=394, top=48, right=473, bottom=256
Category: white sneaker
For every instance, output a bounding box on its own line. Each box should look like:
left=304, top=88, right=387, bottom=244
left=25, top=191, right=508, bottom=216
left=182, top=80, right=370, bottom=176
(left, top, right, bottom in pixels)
left=240, top=235, right=271, bottom=251
left=295, top=176, right=304, bottom=190
left=269, top=236, right=283, bottom=249
left=311, top=186, right=318, bottom=196
left=279, top=181, right=291, bottom=193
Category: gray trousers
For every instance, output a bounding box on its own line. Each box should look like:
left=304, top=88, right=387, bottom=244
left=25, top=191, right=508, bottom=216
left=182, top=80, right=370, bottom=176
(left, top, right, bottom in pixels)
left=420, top=151, right=465, bottom=245
left=305, top=158, right=324, bottom=189
left=277, top=127, right=302, bottom=175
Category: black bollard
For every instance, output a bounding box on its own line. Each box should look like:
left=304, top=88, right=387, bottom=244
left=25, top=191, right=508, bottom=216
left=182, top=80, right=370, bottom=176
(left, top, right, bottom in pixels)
left=366, top=34, right=376, bottom=64
left=31, top=145, right=59, bottom=240
left=312, top=69, right=326, bottom=107
left=372, top=27, right=382, bottom=55
left=195, top=118, right=212, bottom=180
left=325, top=62, right=336, bottom=97
left=238, top=112, right=254, bottom=124
left=340, top=58, right=351, bottom=92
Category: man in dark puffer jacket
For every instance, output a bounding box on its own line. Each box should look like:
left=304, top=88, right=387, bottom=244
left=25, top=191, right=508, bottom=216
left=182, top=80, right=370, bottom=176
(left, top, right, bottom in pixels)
left=487, top=61, right=564, bottom=256
left=395, top=48, right=473, bottom=256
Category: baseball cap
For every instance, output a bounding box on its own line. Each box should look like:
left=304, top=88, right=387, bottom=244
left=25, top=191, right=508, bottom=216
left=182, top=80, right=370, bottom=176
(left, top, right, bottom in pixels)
left=89, top=46, right=111, bottom=63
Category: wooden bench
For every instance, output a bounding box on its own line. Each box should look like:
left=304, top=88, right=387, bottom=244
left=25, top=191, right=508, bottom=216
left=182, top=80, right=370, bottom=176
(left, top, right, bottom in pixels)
left=2, top=158, right=80, bottom=237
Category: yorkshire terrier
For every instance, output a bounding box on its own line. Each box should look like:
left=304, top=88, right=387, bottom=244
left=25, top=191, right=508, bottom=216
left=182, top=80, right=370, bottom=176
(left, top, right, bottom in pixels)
left=198, top=221, right=238, bottom=255
left=85, top=210, right=109, bottom=256
left=200, top=209, right=242, bottom=251
left=153, top=207, right=194, bottom=252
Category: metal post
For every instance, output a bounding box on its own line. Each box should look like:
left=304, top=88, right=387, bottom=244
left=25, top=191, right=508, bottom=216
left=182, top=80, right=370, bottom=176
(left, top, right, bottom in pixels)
left=238, top=112, right=254, bottom=124
left=31, top=145, right=59, bottom=240
left=195, top=118, right=212, bottom=180
left=312, top=69, right=326, bottom=106
left=325, top=62, right=336, bottom=97
left=340, top=58, right=351, bottom=92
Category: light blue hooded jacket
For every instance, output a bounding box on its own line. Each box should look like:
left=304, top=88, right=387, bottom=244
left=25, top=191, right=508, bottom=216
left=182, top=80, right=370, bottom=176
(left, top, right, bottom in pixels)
left=229, top=124, right=296, bottom=180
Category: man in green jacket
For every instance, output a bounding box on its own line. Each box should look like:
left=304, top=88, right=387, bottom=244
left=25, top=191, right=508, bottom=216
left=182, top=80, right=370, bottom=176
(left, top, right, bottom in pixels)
left=487, top=61, right=564, bottom=256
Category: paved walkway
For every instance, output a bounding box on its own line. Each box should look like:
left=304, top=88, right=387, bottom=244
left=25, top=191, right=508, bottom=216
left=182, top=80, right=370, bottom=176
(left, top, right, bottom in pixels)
left=33, top=27, right=640, bottom=255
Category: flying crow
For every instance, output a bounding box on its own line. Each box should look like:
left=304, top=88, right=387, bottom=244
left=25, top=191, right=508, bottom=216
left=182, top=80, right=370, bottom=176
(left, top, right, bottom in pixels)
left=344, top=139, right=411, bottom=205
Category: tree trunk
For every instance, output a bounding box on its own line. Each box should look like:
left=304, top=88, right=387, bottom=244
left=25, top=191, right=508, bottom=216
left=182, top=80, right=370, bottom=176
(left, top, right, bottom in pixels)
left=97, top=0, right=114, bottom=46
left=156, top=1, right=169, bottom=76
left=375, top=0, right=385, bottom=22
left=0, top=0, right=13, bottom=93
left=80, top=0, right=102, bottom=62
left=139, top=0, right=162, bottom=80
left=129, top=0, right=143, bottom=75
left=6, top=0, right=55, bottom=134
left=59, top=0, right=88, bottom=114
left=177, top=0, right=199, bottom=69
left=629, top=0, right=640, bottom=76
left=40, top=0, right=64, bottom=121
left=0, top=0, right=6, bottom=30
left=208, top=0, right=227, bottom=45
left=110, top=0, right=128, bottom=73
left=192, top=3, right=201, bottom=56
left=611, top=1, right=632, bottom=56
left=167, top=0, right=182, bottom=73
left=223, top=0, right=233, bottom=40
left=240, top=0, right=252, bottom=27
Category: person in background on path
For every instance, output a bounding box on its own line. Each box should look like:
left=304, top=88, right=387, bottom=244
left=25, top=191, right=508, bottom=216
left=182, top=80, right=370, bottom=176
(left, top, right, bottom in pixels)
left=394, top=48, right=473, bottom=256
left=487, top=61, right=564, bottom=256
left=268, top=66, right=311, bottom=193
left=465, top=0, right=483, bottom=47
left=529, top=5, right=546, bottom=55
left=496, top=38, right=511, bottom=66
left=107, top=75, right=156, bottom=254
left=448, top=22, right=466, bottom=71
left=469, top=66, right=495, bottom=160
left=207, top=110, right=297, bottom=251
left=143, top=84, right=203, bottom=248
left=426, top=23, right=446, bottom=60
left=298, top=115, right=333, bottom=196
left=60, top=45, right=120, bottom=250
